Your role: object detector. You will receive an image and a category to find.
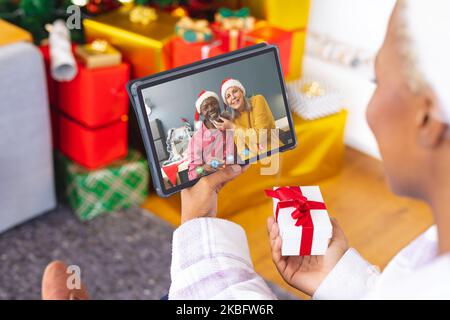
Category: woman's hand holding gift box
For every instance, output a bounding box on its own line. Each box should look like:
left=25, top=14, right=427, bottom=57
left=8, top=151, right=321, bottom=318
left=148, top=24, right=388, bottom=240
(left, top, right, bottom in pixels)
left=265, top=186, right=334, bottom=256
left=267, top=215, right=348, bottom=296
left=265, top=186, right=349, bottom=296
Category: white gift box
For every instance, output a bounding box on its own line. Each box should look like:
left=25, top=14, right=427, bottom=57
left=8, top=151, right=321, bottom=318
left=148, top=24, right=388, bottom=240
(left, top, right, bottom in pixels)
left=272, top=186, right=333, bottom=256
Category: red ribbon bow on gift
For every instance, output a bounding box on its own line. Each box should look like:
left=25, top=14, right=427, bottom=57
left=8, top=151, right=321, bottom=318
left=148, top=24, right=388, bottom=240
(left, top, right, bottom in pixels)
left=265, top=186, right=327, bottom=255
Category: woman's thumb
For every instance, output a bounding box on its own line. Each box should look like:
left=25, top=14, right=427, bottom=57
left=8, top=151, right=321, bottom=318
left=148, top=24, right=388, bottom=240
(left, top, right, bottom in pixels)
left=205, top=165, right=243, bottom=189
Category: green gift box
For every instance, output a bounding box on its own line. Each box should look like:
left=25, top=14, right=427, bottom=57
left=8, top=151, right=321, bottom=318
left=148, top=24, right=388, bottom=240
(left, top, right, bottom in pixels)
left=56, top=149, right=149, bottom=221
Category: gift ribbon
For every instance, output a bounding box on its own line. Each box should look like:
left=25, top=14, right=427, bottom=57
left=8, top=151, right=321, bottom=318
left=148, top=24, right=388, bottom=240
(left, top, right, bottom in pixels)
left=129, top=6, right=158, bottom=25
left=218, top=7, right=250, bottom=19
left=301, top=81, right=325, bottom=98
left=201, top=40, right=222, bottom=59
left=89, top=40, right=109, bottom=53
left=228, top=29, right=240, bottom=51
left=175, top=17, right=213, bottom=43
left=221, top=18, right=246, bottom=31
left=265, top=186, right=327, bottom=255
left=215, top=7, right=255, bottom=32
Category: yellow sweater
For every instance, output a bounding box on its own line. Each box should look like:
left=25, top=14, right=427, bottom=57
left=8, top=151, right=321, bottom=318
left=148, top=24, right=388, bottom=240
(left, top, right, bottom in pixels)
left=232, top=95, right=282, bottom=160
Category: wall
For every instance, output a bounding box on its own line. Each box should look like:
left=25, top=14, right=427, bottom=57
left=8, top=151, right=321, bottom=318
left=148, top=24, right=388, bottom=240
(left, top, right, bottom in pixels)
left=305, top=0, right=396, bottom=158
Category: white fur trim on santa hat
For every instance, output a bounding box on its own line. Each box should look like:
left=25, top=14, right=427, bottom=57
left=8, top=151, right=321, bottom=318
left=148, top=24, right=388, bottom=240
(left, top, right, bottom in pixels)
left=404, top=0, right=450, bottom=125
left=221, top=79, right=246, bottom=104
left=195, top=91, right=220, bottom=113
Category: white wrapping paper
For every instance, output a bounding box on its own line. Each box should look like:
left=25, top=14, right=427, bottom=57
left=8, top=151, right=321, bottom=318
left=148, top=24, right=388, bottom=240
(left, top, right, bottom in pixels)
left=272, top=186, right=333, bottom=256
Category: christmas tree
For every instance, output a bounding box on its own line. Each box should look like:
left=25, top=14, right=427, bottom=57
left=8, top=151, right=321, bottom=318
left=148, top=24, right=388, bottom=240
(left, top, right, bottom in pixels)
left=0, top=0, right=121, bottom=44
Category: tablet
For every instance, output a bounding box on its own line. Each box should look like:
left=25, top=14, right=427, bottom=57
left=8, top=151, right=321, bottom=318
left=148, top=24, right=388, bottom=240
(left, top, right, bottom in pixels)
left=127, top=43, right=296, bottom=197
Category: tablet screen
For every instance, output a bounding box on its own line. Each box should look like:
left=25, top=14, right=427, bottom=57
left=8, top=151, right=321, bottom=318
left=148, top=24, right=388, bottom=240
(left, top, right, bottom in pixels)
left=137, top=48, right=295, bottom=194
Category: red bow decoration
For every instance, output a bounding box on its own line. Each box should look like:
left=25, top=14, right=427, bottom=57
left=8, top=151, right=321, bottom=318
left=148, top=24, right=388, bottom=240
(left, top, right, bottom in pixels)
left=265, top=186, right=327, bottom=255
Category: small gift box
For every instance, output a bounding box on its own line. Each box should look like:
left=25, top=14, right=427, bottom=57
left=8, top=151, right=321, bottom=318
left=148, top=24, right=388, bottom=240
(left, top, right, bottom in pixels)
left=175, top=16, right=213, bottom=43
left=170, top=37, right=225, bottom=68
left=265, top=186, right=333, bottom=256
left=170, top=16, right=224, bottom=68
left=212, top=7, right=255, bottom=52
left=75, top=40, right=122, bottom=69
left=57, top=60, right=130, bottom=127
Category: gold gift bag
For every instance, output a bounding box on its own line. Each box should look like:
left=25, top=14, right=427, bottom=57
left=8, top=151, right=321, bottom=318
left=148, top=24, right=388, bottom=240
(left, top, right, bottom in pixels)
left=83, top=5, right=180, bottom=78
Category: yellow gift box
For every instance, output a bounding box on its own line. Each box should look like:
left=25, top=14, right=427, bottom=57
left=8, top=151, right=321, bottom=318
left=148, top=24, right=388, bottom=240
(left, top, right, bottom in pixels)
left=143, top=110, right=347, bottom=219
left=265, top=0, right=310, bottom=80
left=287, top=30, right=307, bottom=80
left=243, top=0, right=310, bottom=79
left=265, top=0, right=310, bottom=30
left=75, top=40, right=122, bottom=69
left=83, top=5, right=180, bottom=78
left=0, top=19, right=32, bottom=47
left=237, top=0, right=310, bottom=29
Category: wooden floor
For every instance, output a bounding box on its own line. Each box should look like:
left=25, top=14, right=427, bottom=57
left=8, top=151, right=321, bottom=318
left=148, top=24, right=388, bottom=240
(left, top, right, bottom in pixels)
left=142, top=147, right=433, bottom=299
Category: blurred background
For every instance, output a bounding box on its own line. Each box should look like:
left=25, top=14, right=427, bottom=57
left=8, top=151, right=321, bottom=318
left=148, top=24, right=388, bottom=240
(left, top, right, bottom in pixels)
left=0, top=0, right=432, bottom=300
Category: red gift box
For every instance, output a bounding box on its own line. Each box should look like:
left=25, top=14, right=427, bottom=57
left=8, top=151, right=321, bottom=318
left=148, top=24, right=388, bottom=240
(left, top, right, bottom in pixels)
left=40, top=44, right=80, bottom=107
left=245, top=26, right=293, bottom=76
left=170, top=37, right=226, bottom=68
left=57, top=111, right=128, bottom=169
left=40, top=45, right=60, bottom=107
left=210, top=22, right=246, bottom=52
left=57, top=61, right=130, bottom=128
left=50, top=107, right=59, bottom=150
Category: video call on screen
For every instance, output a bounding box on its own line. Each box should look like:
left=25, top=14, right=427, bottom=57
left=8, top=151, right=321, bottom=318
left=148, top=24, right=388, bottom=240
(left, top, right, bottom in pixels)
left=141, top=52, right=293, bottom=190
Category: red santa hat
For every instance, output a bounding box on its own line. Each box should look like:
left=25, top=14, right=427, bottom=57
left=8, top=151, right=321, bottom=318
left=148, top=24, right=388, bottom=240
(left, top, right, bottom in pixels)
left=194, top=90, right=220, bottom=121
left=220, top=78, right=246, bottom=105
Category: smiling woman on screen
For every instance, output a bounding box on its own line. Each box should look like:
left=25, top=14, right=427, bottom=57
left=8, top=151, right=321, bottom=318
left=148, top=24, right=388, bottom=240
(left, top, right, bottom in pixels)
left=213, top=78, right=283, bottom=159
